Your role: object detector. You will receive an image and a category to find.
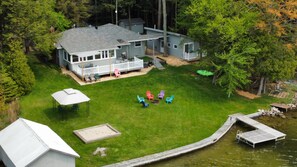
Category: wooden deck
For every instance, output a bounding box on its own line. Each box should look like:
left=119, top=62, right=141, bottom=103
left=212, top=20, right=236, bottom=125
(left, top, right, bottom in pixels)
left=235, top=115, right=286, bottom=148
left=270, top=103, right=291, bottom=112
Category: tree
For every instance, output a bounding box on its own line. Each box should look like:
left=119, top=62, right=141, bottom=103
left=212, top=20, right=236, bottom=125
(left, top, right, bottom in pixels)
left=56, top=0, right=91, bottom=27
left=215, top=41, right=258, bottom=97
left=162, top=0, right=168, bottom=57
left=118, top=0, right=136, bottom=30
left=180, top=0, right=259, bottom=96
left=0, top=0, right=70, bottom=57
left=0, top=66, right=20, bottom=103
left=157, top=0, right=162, bottom=29
left=247, top=0, right=297, bottom=95
left=0, top=41, right=35, bottom=95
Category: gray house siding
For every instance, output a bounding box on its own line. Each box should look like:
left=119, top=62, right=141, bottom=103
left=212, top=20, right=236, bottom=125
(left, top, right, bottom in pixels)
left=145, top=27, right=200, bottom=60
left=128, top=41, right=146, bottom=58
left=29, top=151, right=75, bottom=167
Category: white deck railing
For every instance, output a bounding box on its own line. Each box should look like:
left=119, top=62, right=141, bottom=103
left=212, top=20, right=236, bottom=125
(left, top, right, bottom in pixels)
left=183, top=52, right=199, bottom=61
left=72, top=57, right=143, bottom=77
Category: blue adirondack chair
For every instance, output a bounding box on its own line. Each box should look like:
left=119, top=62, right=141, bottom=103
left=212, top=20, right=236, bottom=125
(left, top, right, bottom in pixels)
left=137, top=95, right=145, bottom=103
left=141, top=101, right=149, bottom=108
left=166, top=95, right=174, bottom=103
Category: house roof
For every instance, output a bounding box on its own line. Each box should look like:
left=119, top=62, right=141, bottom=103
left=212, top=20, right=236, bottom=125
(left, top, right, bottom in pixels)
left=52, top=88, right=90, bottom=106
left=119, top=18, right=145, bottom=26
left=144, top=27, right=187, bottom=38
left=0, top=118, right=79, bottom=167
left=57, top=23, right=156, bottom=55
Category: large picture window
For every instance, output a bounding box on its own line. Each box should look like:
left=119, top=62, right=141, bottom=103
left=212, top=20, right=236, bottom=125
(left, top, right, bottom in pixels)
left=72, top=55, right=79, bottom=62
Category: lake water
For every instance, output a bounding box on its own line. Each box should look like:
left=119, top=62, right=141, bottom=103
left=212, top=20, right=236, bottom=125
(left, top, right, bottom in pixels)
left=147, top=111, right=297, bottom=167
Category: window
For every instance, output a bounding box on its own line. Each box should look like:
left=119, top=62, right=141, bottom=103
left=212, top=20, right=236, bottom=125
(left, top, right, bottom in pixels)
left=64, top=51, right=67, bottom=60
left=102, top=50, right=108, bottom=59
left=173, top=44, right=178, bottom=49
left=95, top=52, right=101, bottom=59
left=87, top=56, right=93, bottom=61
left=72, top=55, right=79, bottom=62
left=135, top=41, right=141, bottom=47
left=167, top=42, right=171, bottom=48
left=110, top=50, right=115, bottom=58
left=67, top=54, right=71, bottom=62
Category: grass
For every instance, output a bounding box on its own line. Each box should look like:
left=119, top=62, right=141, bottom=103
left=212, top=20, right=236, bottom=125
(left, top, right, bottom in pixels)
left=20, top=55, right=276, bottom=166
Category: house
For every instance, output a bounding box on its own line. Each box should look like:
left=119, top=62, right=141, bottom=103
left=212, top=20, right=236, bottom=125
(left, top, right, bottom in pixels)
left=145, top=27, right=202, bottom=61
left=0, top=118, right=79, bottom=167
left=56, top=23, right=158, bottom=79
left=119, top=18, right=145, bottom=34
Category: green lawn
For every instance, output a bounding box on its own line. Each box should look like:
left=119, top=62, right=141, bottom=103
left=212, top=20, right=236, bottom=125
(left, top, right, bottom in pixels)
left=20, top=55, right=275, bottom=166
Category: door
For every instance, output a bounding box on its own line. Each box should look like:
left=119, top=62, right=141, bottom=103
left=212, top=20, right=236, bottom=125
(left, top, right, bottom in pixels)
left=160, top=40, right=164, bottom=53
left=183, top=42, right=194, bottom=60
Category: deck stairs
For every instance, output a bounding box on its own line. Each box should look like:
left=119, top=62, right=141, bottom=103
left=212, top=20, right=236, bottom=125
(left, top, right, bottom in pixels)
left=153, top=57, right=165, bottom=70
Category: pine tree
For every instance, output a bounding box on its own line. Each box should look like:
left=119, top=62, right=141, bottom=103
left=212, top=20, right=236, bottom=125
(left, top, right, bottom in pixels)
left=0, top=65, right=20, bottom=102
left=1, top=41, right=35, bottom=95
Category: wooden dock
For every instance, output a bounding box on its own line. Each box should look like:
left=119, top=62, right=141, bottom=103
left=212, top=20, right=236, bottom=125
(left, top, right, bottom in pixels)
left=235, top=115, right=286, bottom=148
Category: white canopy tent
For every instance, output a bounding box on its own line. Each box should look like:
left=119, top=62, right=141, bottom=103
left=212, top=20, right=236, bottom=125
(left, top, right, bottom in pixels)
left=52, top=88, right=90, bottom=113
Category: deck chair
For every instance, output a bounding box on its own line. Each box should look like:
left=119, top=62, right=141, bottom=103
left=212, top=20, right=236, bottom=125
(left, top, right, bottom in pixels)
left=114, top=68, right=121, bottom=77
left=137, top=95, right=145, bottom=103
left=84, top=75, right=91, bottom=82
left=166, top=95, right=174, bottom=103
left=90, top=74, right=96, bottom=82
left=146, top=90, right=154, bottom=100
left=94, top=74, right=100, bottom=81
left=141, top=101, right=149, bottom=108
left=158, top=90, right=165, bottom=99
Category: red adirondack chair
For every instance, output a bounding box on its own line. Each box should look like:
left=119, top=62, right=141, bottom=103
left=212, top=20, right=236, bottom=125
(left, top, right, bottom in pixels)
left=146, top=90, right=154, bottom=100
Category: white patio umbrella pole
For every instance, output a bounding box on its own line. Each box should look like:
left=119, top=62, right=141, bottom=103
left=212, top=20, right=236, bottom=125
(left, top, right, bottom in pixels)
left=109, top=51, right=112, bottom=76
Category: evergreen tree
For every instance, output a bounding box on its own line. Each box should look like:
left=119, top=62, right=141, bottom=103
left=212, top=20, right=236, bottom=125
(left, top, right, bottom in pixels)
left=0, top=66, right=20, bottom=102
left=1, top=41, right=35, bottom=95
left=56, top=0, right=91, bottom=27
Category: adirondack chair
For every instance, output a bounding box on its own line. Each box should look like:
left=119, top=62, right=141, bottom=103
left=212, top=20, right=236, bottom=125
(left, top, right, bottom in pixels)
left=158, top=90, right=165, bottom=99
left=166, top=95, right=174, bottom=103
left=114, top=68, right=121, bottom=77
left=146, top=91, right=154, bottom=100
left=84, top=75, right=91, bottom=82
left=141, top=101, right=149, bottom=108
left=94, top=74, right=100, bottom=81
left=137, top=95, right=145, bottom=103
left=90, top=74, right=96, bottom=82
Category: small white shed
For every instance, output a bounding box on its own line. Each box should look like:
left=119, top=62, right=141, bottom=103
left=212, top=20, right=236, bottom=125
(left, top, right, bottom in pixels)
left=0, top=118, right=80, bottom=167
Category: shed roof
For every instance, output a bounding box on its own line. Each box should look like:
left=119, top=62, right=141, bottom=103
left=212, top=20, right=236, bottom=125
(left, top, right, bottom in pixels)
left=119, top=18, right=145, bottom=26
left=57, top=23, right=156, bottom=54
left=0, top=118, right=79, bottom=167
left=52, top=88, right=90, bottom=106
